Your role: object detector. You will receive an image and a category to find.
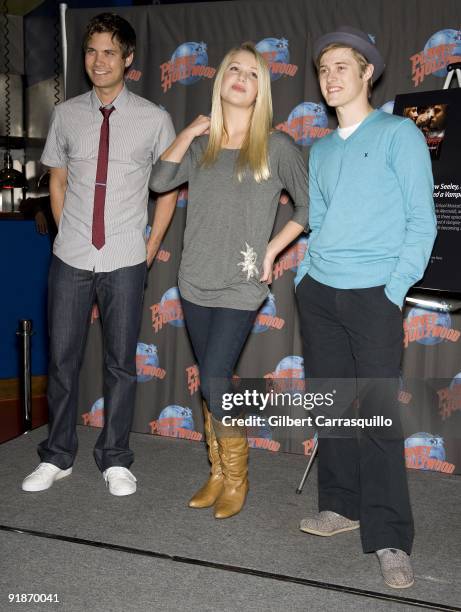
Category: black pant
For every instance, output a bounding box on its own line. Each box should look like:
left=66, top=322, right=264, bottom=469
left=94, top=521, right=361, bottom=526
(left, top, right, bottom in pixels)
left=181, top=298, right=257, bottom=419
left=296, top=274, right=414, bottom=554
left=38, top=256, right=146, bottom=472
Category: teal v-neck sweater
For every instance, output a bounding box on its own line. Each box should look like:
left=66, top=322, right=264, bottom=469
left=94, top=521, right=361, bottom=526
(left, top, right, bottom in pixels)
left=295, top=110, right=437, bottom=307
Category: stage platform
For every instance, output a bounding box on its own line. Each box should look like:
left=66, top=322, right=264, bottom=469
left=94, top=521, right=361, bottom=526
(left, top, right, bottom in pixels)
left=1, top=426, right=460, bottom=612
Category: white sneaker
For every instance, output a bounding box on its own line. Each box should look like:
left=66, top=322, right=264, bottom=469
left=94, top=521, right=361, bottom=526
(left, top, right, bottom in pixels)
left=22, top=463, right=72, bottom=492
left=103, top=467, right=137, bottom=496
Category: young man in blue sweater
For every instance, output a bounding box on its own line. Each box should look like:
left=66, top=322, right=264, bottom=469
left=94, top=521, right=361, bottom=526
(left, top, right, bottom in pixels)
left=295, top=27, right=437, bottom=589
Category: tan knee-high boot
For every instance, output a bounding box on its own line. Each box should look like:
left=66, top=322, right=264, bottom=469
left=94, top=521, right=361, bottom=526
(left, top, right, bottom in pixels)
left=212, top=416, right=249, bottom=519
left=188, top=402, right=224, bottom=508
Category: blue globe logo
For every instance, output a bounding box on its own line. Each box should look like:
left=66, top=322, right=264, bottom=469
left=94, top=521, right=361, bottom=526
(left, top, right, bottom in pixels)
left=380, top=100, right=395, bottom=114
left=287, top=102, right=328, bottom=146
left=450, top=372, right=461, bottom=389
left=136, top=343, right=159, bottom=382
left=406, top=307, right=451, bottom=346
left=273, top=356, right=305, bottom=394
left=424, top=29, right=461, bottom=77
left=171, top=42, right=208, bottom=86
left=160, top=287, right=185, bottom=328
left=253, top=292, right=276, bottom=334
left=275, top=355, right=305, bottom=379
left=158, top=405, right=194, bottom=433
left=89, top=397, right=104, bottom=427
left=255, top=38, right=290, bottom=81
left=405, top=432, right=446, bottom=469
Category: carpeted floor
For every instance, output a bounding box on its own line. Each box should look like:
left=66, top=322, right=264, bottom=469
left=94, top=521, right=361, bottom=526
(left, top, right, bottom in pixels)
left=0, top=426, right=459, bottom=611
left=2, top=530, right=435, bottom=612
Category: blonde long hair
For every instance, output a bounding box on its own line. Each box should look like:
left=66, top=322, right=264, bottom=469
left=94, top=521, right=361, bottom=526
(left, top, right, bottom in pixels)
left=201, top=42, right=273, bottom=182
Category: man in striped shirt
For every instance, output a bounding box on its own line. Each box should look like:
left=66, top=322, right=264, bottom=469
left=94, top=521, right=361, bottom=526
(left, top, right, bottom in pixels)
left=22, top=13, right=177, bottom=496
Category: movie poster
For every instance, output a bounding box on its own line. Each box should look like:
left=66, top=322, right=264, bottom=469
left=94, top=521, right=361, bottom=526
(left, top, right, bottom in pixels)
left=403, top=103, right=448, bottom=160
left=394, top=88, right=461, bottom=294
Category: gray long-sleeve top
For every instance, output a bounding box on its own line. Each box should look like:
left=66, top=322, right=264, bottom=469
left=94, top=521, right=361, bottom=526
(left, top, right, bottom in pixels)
left=150, top=131, right=308, bottom=310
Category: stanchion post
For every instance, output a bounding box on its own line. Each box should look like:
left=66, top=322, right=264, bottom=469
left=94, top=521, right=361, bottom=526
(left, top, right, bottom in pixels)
left=296, top=433, right=318, bottom=494
left=17, top=319, right=33, bottom=433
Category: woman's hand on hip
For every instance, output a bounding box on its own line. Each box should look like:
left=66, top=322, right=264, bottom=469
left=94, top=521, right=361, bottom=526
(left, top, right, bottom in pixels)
left=260, top=251, right=276, bottom=284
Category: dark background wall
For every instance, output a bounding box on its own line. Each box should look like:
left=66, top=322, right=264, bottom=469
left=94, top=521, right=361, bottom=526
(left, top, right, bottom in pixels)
left=1, top=0, right=461, bottom=475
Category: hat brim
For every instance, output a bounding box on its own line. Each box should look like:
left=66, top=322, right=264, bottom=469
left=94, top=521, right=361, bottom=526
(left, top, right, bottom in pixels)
left=313, top=31, right=385, bottom=80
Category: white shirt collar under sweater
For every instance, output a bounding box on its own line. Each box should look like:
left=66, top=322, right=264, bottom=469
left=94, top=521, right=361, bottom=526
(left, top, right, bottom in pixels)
left=337, top=119, right=363, bottom=140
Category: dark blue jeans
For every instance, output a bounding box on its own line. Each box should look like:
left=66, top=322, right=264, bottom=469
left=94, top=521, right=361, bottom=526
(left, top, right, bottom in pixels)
left=181, top=298, right=257, bottom=419
left=38, top=256, right=146, bottom=471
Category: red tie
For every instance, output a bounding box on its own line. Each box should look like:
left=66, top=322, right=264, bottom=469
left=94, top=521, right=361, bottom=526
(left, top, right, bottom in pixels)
left=92, top=106, right=115, bottom=250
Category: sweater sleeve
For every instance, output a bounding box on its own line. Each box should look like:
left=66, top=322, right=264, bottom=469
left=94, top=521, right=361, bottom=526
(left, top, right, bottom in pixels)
left=149, top=145, right=193, bottom=193
left=294, top=146, right=327, bottom=287
left=385, top=119, right=437, bottom=307
left=277, top=134, right=309, bottom=229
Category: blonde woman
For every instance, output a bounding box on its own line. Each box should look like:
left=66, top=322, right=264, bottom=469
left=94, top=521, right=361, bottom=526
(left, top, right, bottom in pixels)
left=150, top=43, right=308, bottom=519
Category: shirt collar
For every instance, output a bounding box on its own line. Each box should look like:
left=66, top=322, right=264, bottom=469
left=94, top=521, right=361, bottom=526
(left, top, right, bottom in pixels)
left=90, top=84, right=129, bottom=112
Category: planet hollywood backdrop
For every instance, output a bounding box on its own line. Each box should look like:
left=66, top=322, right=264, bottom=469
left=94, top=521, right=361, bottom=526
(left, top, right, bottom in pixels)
left=60, top=0, right=461, bottom=474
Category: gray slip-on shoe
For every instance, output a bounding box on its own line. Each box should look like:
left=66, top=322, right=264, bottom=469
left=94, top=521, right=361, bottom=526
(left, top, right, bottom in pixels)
left=377, top=548, right=414, bottom=589
left=299, top=510, right=360, bottom=536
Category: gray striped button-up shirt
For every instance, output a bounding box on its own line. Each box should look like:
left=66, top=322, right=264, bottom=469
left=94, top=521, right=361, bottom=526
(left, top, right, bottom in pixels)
left=41, top=86, right=176, bottom=272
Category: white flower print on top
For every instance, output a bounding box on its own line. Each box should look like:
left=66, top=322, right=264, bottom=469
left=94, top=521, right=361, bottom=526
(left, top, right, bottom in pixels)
left=238, top=243, right=258, bottom=281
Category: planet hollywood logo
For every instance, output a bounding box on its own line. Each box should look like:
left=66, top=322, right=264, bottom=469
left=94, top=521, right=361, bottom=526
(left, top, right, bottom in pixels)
left=176, top=187, right=188, bottom=208
left=136, top=342, right=166, bottom=382
left=405, top=432, right=455, bottom=473
left=276, top=102, right=331, bottom=146
left=90, top=303, right=99, bottom=325
left=150, top=286, right=185, bottom=333
left=155, top=249, right=171, bottom=264
left=403, top=308, right=460, bottom=348
left=149, top=405, right=202, bottom=441
left=273, top=236, right=308, bottom=281
left=278, top=192, right=290, bottom=206
left=160, top=42, right=216, bottom=93
left=265, top=355, right=305, bottom=382
left=410, top=29, right=461, bottom=87
left=145, top=226, right=171, bottom=262
left=82, top=397, right=104, bottom=428
left=246, top=413, right=280, bottom=451
left=302, top=435, right=317, bottom=456
left=126, top=68, right=142, bottom=82
left=437, top=372, right=461, bottom=421
left=255, top=38, right=298, bottom=81
left=398, top=388, right=412, bottom=405
left=252, top=293, right=285, bottom=334
left=186, top=364, right=200, bottom=395
left=395, top=374, right=413, bottom=404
